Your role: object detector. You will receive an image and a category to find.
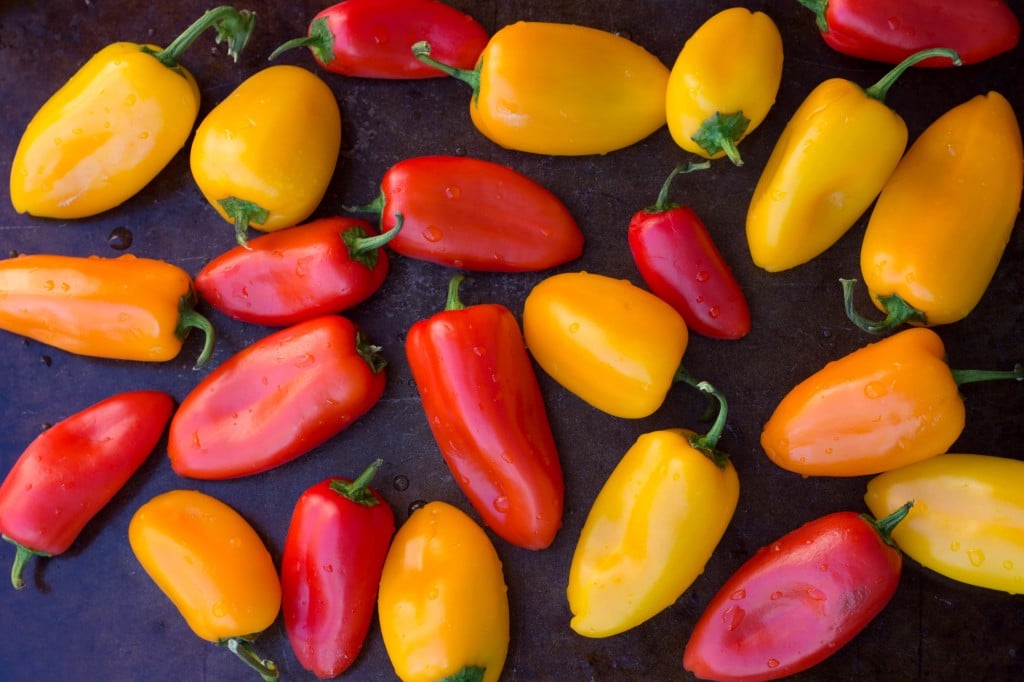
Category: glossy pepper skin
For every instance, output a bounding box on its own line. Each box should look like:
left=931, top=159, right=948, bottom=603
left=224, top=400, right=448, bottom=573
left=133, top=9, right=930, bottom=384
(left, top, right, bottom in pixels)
left=378, top=501, right=509, bottom=682
left=190, top=65, right=342, bottom=247
left=270, top=0, right=488, bottom=79
left=129, top=489, right=281, bottom=681
left=0, top=390, right=173, bottom=589
left=9, top=7, right=255, bottom=219
left=683, top=504, right=912, bottom=682
left=282, top=460, right=395, bottom=678
left=0, top=253, right=215, bottom=367
left=195, top=215, right=401, bottom=327
left=523, top=271, right=688, bottom=419
left=760, top=327, right=1023, bottom=477
left=746, top=48, right=960, bottom=273
left=628, top=162, right=750, bottom=339
left=406, top=276, right=564, bottom=550
left=568, top=382, right=739, bottom=637
left=665, top=7, right=783, bottom=166
left=797, top=0, right=1020, bottom=67
left=348, top=155, right=583, bottom=271
left=412, top=22, right=669, bottom=155
left=866, top=454, right=1024, bottom=595
left=167, top=315, right=386, bottom=479
left=846, top=91, right=1024, bottom=332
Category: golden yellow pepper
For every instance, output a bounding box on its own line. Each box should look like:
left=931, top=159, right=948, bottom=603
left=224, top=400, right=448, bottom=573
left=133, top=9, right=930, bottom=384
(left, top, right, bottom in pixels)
left=665, top=7, right=783, bottom=166
left=9, top=7, right=254, bottom=219
left=412, top=22, right=669, bottom=156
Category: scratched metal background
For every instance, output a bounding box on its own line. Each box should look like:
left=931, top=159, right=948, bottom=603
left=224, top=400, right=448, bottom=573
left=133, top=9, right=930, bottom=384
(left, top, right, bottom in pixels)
left=0, top=1, right=1021, bottom=680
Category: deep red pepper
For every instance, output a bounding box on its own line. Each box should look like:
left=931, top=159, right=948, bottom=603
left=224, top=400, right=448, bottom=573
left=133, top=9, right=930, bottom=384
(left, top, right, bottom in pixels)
left=167, top=315, right=386, bottom=480
left=270, top=0, right=488, bottom=79
left=195, top=215, right=402, bottom=327
left=628, top=162, right=751, bottom=340
left=405, top=276, right=564, bottom=550
left=347, top=155, right=583, bottom=272
left=683, top=503, right=912, bottom=681
left=282, top=459, right=395, bottom=678
left=0, top=390, right=174, bottom=589
left=796, top=0, right=1020, bottom=67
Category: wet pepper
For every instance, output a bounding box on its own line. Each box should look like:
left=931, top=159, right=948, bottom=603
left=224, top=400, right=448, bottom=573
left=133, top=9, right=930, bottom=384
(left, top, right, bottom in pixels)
left=761, top=327, right=1023, bottom=477
left=0, top=253, right=215, bottom=367
left=412, top=22, right=669, bottom=155
left=845, top=91, right=1024, bottom=332
left=568, top=381, right=739, bottom=637
left=866, top=454, right=1024, bottom=595
left=378, top=501, right=509, bottom=682
left=0, top=391, right=173, bottom=589
left=129, top=489, right=281, bottom=681
left=9, top=7, right=255, bottom=219
left=406, top=276, right=564, bottom=550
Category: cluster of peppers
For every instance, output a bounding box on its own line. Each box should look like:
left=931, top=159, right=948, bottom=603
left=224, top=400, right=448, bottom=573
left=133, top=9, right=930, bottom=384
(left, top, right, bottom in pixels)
left=0, top=0, right=1021, bottom=680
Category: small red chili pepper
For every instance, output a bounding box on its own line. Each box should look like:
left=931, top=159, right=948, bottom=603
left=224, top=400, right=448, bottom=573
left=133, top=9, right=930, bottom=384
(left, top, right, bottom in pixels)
left=796, top=0, right=1020, bottom=67
left=683, top=503, right=913, bottom=681
left=282, top=459, right=395, bottom=678
left=628, top=162, right=751, bottom=340
left=269, top=0, right=488, bottom=79
left=0, top=390, right=174, bottom=589
left=195, top=214, right=403, bottom=327
left=167, top=315, right=386, bottom=479
left=347, top=155, right=583, bottom=272
left=405, top=276, right=565, bottom=549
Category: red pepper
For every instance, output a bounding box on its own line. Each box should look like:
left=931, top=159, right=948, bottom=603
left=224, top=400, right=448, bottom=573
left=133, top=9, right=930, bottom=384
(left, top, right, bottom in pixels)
left=683, top=503, right=912, bottom=682
left=796, top=0, right=1020, bottom=67
left=282, top=459, right=395, bottom=678
left=405, top=276, right=564, bottom=549
left=195, top=215, right=402, bottom=327
left=167, top=315, right=386, bottom=479
left=270, top=0, right=488, bottom=79
left=347, top=155, right=583, bottom=272
left=628, top=162, right=751, bottom=340
left=0, top=390, right=174, bottom=589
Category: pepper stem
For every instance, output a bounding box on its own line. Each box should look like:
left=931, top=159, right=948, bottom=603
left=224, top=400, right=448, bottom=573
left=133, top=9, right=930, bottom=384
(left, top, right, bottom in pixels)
left=795, top=0, right=829, bottom=33
left=445, top=274, right=467, bottom=312
left=344, top=193, right=386, bottom=223
left=437, top=666, right=487, bottom=682
left=177, top=293, right=216, bottom=369
left=219, top=197, right=270, bottom=249
left=221, top=636, right=279, bottom=682
left=686, top=381, right=731, bottom=469
left=342, top=213, right=404, bottom=270
left=147, top=6, right=256, bottom=68
left=329, top=458, right=384, bottom=507
left=648, top=161, right=711, bottom=213
left=951, top=363, right=1023, bottom=387
left=864, top=48, right=962, bottom=102
left=840, top=278, right=927, bottom=334
left=355, top=331, right=387, bottom=374
left=412, top=41, right=481, bottom=97
left=691, top=111, right=750, bottom=166
left=4, top=537, right=48, bottom=590
left=862, top=501, right=914, bottom=548
left=269, top=16, right=333, bottom=62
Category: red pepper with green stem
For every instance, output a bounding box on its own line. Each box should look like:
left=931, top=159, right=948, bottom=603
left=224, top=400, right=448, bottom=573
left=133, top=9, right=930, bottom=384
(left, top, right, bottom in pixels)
left=282, top=459, right=395, bottom=678
left=405, top=275, right=564, bottom=550
left=628, top=161, right=750, bottom=340
left=0, top=390, right=174, bottom=589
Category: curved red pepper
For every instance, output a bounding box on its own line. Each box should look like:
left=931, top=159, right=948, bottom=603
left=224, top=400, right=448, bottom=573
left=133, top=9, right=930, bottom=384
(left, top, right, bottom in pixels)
left=195, top=215, right=402, bottom=327
left=347, top=155, right=583, bottom=272
left=0, top=390, right=174, bottom=589
left=168, top=315, right=386, bottom=479
left=797, top=0, right=1020, bottom=67
left=684, top=504, right=912, bottom=681
left=628, top=162, right=750, bottom=340
left=270, top=0, right=488, bottom=79
left=282, top=459, right=395, bottom=678
left=405, top=276, right=564, bottom=549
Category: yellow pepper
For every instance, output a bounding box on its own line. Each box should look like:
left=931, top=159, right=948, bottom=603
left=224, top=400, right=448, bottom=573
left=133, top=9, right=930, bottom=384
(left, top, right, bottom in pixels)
left=568, top=382, right=739, bottom=637
left=845, top=90, right=1024, bottom=331
left=9, top=7, right=254, bottom=219
left=522, top=271, right=689, bottom=419
left=412, top=22, right=669, bottom=155
left=746, top=48, right=960, bottom=272
left=128, top=489, right=281, bottom=681
left=865, top=454, right=1024, bottom=595
left=190, top=64, right=342, bottom=246
left=377, top=501, right=509, bottom=682
left=665, top=7, right=783, bottom=166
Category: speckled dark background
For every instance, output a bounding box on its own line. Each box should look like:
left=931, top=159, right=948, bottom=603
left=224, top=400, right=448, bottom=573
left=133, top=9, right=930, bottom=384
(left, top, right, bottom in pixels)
left=0, top=1, right=1021, bottom=680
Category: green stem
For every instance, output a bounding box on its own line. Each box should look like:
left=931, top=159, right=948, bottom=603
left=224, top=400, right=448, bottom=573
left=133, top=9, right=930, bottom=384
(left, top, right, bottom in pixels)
left=445, top=274, right=467, bottom=311
left=864, top=48, right=961, bottom=102
left=329, top=459, right=384, bottom=506
left=411, top=41, right=481, bottom=98
left=951, top=363, right=1023, bottom=387
left=795, top=0, right=829, bottom=33
left=221, top=637, right=279, bottom=682
left=269, top=16, right=332, bottom=63
left=648, top=161, right=711, bottom=213
left=687, top=381, right=731, bottom=470
left=4, top=537, right=48, bottom=590
left=354, top=331, right=387, bottom=374
left=863, top=501, right=914, bottom=548
left=840, top=278, right=927, bottom=334
left=344, top=192, right=386, bottom=220
left=147, top=6, right=256, bottom=68
left=438, top=667, right=486, bottom=682
left=343, top=213, right=404, bottom=269
left=691, top=111, right=750, bottom=166
left=177, top=294, right=216, bottom=369
left=219, top=197, right=270, bottom=249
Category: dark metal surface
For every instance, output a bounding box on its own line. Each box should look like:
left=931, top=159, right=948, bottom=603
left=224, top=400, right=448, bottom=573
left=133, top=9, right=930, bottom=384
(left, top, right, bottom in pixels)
left=1, top=1, right=1022, bottom=680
